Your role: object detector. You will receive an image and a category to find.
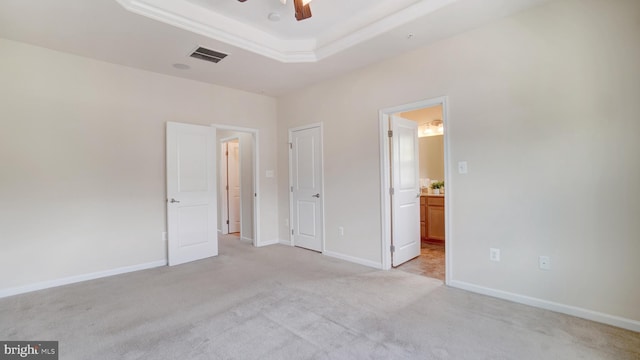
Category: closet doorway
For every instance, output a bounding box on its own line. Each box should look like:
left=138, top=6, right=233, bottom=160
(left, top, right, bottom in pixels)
left=221, top=138, right=241, bottom=235
left=215, top=126, right=258, bottom=245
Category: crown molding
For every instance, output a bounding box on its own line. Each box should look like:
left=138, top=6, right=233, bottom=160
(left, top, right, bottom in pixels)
left=116, top=0, right=455, bottom=63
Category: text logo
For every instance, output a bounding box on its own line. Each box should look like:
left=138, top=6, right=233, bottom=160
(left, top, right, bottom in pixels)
left=1, top=342, right=57, bottom=360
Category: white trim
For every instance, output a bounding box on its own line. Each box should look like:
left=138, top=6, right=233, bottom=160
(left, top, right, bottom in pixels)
left=442, top=100, right=453, bottom=285
left=379, top=97, right=452, bottom=285
left=450, top=280, right=640, bottom=333
left=256, top=239, right=280, bottom=247
left=323, top=251, right=383, bottom=270
left=288, top=122, right=325, bottom=253
left=0, top=260, right=166, bottom=299
left=241, top=236, right=254, bottom=242
left=279, top=239, right=292, bottom=246
left=379, top=113, right=392, bottom=271
left=315, top=0, right=455, bottom=61
left=211, top=124, right=260, bottom=248
left=115, top=0, right=454, bottom=63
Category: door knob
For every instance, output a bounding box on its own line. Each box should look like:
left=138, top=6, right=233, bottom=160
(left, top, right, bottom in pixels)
left=169, top=198, right=180, bottom=203
left=312, top=193, right=320, bottom=198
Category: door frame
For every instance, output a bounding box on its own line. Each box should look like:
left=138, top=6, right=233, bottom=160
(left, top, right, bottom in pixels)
left=219, top=136, right=241, bottom=236
left=212, top=124, right=260, bottom=247
left=288, top=122, right=326, bottom=252
left=379, top=96, right=452, bottom=284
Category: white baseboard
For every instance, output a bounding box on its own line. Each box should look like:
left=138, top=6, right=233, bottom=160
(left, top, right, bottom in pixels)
left=323, top=251, right=383, bottom=270
left=241, top=236, right=254, bottom=242
left=256, top=239, right=280, bottom=247
left=0, top=260, right=167, bottom=299
left=449, top=280, right=640, bottom=333
left=279, top=239, right=292, bottom=246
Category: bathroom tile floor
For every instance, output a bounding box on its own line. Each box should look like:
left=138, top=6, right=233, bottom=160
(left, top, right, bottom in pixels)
left=396, top=241, right=445, bottom=281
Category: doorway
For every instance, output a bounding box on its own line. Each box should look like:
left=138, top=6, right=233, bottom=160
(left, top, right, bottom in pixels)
left=221, top=138, right=241, bottom=235
left=379, top=97, right=451, bottom=284
left=213, top=125, right=260, bottom=247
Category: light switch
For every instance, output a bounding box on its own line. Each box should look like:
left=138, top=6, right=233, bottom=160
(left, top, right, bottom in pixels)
left=266, top=170, right=274, bottom=178
left=458, top=161, right=468, bottom=174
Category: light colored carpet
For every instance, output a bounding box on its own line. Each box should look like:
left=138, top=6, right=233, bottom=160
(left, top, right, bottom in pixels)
left=1, top=234, right=638, bottom=359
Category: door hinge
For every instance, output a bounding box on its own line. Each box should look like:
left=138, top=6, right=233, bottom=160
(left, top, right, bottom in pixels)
left=226, top=151, right=229, bottom=156
left=289, top=142, right=293, bottom=149
left=390, top=245, right=395, bottom=253
left=389, top=187, right=395, bottom=195
left=226, top=220, right=229, bottom=225
left=291, top=229, right=294, bottom=235
left=226, top=185, right=229, bottom=190
left=388, top=130, right=393, bottom=137
left=290, top=186, right=293, bottom=192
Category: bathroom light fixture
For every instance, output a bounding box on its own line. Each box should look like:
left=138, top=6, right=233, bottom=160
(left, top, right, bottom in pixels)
left=419, top=119, right=444, bottom=137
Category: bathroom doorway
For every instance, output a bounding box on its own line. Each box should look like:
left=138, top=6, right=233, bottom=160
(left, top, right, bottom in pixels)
left=396, top=104, right=446, bottom=281
left=379, top=97, right=451, bottom=284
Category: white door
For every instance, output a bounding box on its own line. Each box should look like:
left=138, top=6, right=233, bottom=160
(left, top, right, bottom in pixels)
left=391, top=116, right=421, bottom=267
left=227, top=140, right=241, bottom=233
left=166, top=122, right=217, bottom=266
left=290, top=126, right=323, bottom=252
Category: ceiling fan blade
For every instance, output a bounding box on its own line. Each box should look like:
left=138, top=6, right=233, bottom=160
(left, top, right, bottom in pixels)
left=237, top=0, right=247, bottom=2
left=293, top=0, right=312, bottom=21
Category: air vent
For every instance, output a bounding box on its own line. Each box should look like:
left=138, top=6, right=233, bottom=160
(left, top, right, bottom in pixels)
left=190, top=47, right=228, bottom=64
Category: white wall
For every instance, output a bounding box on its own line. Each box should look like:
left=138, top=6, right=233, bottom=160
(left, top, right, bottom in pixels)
left=0, top=38, right=277, bottom=291
left=277, top=0, right=640, bottom=324
left=217, top=130, right=254, bottom=240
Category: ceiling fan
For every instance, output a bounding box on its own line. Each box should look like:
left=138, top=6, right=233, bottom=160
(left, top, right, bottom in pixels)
left=237, top=0, right=313, bottom=21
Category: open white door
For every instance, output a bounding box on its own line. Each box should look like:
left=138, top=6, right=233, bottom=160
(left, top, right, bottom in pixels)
left=391, top=116, right=420, bottom=267
left=167, top=122, right=217, bottom=266
left=290, top=125, right=323, bottom=252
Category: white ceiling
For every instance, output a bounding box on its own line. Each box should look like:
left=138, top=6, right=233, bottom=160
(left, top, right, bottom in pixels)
left=0, top=0, right=550, bottom=96
left=185, top=0, right=423, bottom=40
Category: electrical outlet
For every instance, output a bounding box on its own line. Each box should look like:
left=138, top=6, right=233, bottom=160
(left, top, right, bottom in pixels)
left=539, top=256, right=551, bottom=270
left=338, top=226, right=344, bottom=236
left=490, top=248, right=500, bottom=262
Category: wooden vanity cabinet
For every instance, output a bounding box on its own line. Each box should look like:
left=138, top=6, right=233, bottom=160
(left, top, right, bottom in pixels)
left=420, top=196, right=427, bottom=239
left=421, top=195, right=445, bottom=243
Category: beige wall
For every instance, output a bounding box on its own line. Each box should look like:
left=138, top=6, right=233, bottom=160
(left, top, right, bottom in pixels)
left=399, top=105, right=445, bottom=181
left=419, top=136, right=444, bottom=181
left=400, top=105, right=443, bottom=131
left=0, top=38, right=277, bottom=290
left=277, top=0, right=640, bottom=323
